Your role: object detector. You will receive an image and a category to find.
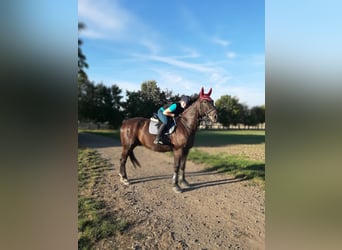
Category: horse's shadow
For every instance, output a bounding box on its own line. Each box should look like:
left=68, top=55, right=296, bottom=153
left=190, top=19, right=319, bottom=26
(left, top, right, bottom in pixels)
left=182, top=176, right=248, bottom=193
left=128, top=170, right=248, bottom=192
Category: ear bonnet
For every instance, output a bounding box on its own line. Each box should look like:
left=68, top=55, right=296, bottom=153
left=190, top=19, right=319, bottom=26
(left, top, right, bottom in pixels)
left=199, top=87, right=213, bottom=101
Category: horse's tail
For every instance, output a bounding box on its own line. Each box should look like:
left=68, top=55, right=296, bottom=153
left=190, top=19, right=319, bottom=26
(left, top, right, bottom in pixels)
left=129, top=150, right=141, bottom=168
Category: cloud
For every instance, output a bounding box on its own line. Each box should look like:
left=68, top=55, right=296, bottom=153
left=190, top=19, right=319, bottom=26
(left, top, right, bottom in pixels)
left=175, top=47, right=201, bottom=59
left=139, top=39, right=161, bottom=55
left=79, top=0, right=153, bottom=42
left=209, top=72, right=232, bottom=85
left=226, top=52, right=236, bottom=59
left=79, top=0, right=162, bottom=55
left=212, top=36, right=231, bottom=47
left=79, top=0, right=128, bottom=38
left=147, top=55, right=214, bottom=73
left=80, top=29, right=106, bottom=39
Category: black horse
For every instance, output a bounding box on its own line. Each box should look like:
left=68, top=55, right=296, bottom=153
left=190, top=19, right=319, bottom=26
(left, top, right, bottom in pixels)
left=119, top=87, right=218, bottom=193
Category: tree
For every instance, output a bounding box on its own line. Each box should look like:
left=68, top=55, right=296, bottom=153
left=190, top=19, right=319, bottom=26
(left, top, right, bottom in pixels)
left=109, top=84, right=124, bottom=128
left=91, top=83, right=124, bottom=128
left=78, top=81, right=124, bottom=128
left=78, top=80, right=95, bottom=122
left=123, top=81, right=170, bottom=118
left=93, top=83, right=112, bottom=122
left=245, top=105, right=265, bottom=128
left=77, top=23, right=125, bottom=127
left=141, top=80, right=163, bottom=104
left=78, top=22, right=88, bottom=84
left=78, top=22, right=93, bottom=122
left=123, top=90, right=145, bottom=118
left=215, top=95, right=243, bottom=127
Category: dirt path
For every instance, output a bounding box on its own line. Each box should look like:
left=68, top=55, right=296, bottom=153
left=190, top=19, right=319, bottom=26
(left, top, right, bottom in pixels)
left=78, top=133, right=265, bottom=250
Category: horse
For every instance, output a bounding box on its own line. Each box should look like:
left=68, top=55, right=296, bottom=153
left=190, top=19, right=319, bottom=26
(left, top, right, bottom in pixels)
left=119, top=87, right=218, bottom=193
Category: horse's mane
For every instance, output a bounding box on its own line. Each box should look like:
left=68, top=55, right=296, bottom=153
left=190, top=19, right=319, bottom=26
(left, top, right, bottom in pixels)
left=176, top=97, right=201, bottom=132
left=181, top=97, right=199, bottom=116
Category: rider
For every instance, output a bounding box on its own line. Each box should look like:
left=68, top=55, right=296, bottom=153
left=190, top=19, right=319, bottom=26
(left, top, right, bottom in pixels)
left=153, top=95, right=191, bottom=144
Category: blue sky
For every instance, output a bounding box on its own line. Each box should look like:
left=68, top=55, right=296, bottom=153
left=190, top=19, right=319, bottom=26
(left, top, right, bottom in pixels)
left=79, top=0, right=264, bottom=107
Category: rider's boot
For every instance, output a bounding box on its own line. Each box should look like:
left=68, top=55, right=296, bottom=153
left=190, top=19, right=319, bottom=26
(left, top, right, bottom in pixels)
left=153, top=123, right=166, bottom=144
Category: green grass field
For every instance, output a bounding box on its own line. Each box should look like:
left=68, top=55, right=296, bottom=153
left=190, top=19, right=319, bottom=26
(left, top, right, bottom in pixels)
left=188, top=149, right=265, bottom=181
left=194, top=130, right=265, bottom=146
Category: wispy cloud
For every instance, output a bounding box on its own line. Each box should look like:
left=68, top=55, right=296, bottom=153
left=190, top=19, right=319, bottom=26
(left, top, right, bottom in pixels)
left=208, top=72, right=232, bottom=85
left=212, top=36, right=231, bottom=47
left=131, top=53, right=234, bottom=94
left=175, top=47, right=201, bottom=59
left=78, top=0, right=130, bottom=39
left=79, top=0, right=163, bottom=54
left=139, top=39, right=161, bottom=55
left=147, top=55, right=214, bottom=73
left=226, top=51, right=236, bottom=59
left=152, top=69, right=207, bottom=95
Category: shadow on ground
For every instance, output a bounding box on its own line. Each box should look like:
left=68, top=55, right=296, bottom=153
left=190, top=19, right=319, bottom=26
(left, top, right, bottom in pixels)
left=127, top=170, right=247, bottom=192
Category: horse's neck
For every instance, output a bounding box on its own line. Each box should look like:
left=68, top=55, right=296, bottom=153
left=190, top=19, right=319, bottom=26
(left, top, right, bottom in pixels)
left=180, top=100, right=200, bottom=132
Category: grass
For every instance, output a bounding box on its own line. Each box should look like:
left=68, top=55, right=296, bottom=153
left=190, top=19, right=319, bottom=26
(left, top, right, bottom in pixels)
left=78, top=148, right=127, bottom=249
left=194, top=130, right=265, bottom=146
left=188, top=148, right=265, bottom=181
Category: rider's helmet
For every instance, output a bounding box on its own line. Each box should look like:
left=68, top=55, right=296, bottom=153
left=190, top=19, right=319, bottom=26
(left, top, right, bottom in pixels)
left=180, top=95, right=191, bottom=106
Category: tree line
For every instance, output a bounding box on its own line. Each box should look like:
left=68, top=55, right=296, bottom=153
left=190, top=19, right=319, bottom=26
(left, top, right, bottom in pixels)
left=78, top=23, right=265, bottom=129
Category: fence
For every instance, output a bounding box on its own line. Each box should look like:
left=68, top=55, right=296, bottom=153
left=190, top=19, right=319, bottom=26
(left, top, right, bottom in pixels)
left=199, top=122, right=265, bottom=130
left=78, top=121, right=110, bottom=130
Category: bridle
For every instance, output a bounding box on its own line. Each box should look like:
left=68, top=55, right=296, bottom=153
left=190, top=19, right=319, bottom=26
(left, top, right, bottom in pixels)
left=199, top=99, right=216, bottom=119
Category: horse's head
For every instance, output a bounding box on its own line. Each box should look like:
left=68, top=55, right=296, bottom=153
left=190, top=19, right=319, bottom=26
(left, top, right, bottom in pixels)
left=198, top=87, right=218, bottom=123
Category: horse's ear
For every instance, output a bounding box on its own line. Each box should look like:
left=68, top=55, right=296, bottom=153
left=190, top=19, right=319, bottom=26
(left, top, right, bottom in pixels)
left=207, top=88, right=212, bottom=96
left=200, top=87, right=204, bottom=98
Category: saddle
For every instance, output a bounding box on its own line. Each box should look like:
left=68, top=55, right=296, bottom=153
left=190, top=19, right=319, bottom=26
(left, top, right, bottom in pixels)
left=148, top=113, right=176, bottom=135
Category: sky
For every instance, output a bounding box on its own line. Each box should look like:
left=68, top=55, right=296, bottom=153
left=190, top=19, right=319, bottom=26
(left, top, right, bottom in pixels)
left=78, top=0, right=264, bottom=107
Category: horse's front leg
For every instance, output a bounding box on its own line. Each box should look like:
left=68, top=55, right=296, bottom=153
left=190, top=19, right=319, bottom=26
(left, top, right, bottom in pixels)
left=179, top=149, right=191, bottom=188
left=172, top=149, right=182, bottom=193
left=179, top=169, right=190, bottom=188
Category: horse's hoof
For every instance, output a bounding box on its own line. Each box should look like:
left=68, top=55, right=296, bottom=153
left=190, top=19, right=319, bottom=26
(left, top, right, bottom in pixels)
left=172, top=185, right=182, bottom=193
left=120, top=178, right=130, bottom=186
left=119, top=174, right=130, bottom=185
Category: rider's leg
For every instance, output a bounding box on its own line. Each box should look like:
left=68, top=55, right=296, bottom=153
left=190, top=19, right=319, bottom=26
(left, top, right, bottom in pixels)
left=154, top=123, right=166, bottom=144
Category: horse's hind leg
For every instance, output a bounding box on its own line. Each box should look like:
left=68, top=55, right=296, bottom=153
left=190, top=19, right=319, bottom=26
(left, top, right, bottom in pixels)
left=119, top=147, right=130, bottom=185
left=172, top=149, right=183, bottom=193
